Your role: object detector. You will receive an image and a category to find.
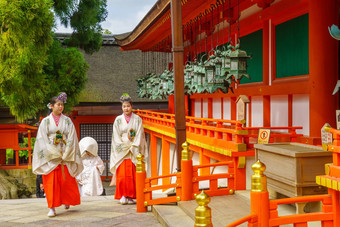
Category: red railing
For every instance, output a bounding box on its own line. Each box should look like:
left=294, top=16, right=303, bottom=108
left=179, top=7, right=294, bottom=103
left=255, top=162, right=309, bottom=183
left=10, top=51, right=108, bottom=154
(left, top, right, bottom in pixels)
left=192, top=161, right=234, bottom=197
left=0, top=124, right=37, bottom=169
left=135, top=109, right=303, bottom=155
left=225, top=126, right=340, bottom=227
left=144, top=172, right=182, bottom=206
left=134, top=110, right=305, bottom=213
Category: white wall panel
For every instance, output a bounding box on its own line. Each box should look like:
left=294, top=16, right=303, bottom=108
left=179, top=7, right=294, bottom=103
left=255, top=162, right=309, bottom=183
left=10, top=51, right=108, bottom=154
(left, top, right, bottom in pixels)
left=293, top=94, right=309, bottom=136
left=271, top=95, right=288, bottom=127
left=223, top=97, right=231, bottom=120
left=212, top=98, right=222, bottom=119
left=202, top=98, right=208, bottom=118
left=251, top=96, right=263, bottom=127
left=195, top=99, right=201, bottom=117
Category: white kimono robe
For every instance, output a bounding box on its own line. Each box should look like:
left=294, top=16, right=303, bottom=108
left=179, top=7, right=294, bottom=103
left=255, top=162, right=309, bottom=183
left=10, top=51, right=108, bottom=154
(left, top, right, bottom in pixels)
left=76, top=137, right=104, bottom=196
left=109, top=113, right=148, bottom=183
left=32, top=114, right=83, bottom=177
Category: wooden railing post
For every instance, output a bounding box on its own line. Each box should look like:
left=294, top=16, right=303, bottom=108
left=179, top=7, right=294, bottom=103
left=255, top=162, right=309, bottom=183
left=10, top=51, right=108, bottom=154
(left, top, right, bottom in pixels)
left=136, top=153, right=147, bottom=212
left=182, top=141, right=193, bottom=201
left=250, top=160, right=269, bottom=227
left=194, top=190, right=213, bottom=227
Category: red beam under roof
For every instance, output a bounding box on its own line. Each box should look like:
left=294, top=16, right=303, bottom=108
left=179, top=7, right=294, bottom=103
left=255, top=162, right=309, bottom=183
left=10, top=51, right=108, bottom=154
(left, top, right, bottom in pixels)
left=116, top=0, right=255, bottom=52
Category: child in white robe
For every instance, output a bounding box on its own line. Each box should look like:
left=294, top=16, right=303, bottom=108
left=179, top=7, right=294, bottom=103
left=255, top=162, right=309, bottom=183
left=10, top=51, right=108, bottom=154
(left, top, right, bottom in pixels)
left=76, top=137, right=104, bottom=197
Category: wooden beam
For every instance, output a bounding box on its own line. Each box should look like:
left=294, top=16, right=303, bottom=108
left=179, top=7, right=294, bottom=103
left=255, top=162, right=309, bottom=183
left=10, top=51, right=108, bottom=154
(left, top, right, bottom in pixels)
left=171, top=0, right=186, bottom=171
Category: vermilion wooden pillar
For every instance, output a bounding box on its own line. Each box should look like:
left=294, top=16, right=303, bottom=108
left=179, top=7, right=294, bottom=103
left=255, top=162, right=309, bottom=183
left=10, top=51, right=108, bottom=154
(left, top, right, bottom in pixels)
left=263, top=19, right=270, bottom=86
left=309, top=0, right=338, bottom=137
left=263, top=95, right=271, bottom=127
left=231, top=97, right=237, bottom=120
left=190, top=98, right=195, bottom=117
left=171, top=0, right=186, bottom=171
left=168, top=95, right=175, bottom=114
left=208, top=98, right=213, bottom=118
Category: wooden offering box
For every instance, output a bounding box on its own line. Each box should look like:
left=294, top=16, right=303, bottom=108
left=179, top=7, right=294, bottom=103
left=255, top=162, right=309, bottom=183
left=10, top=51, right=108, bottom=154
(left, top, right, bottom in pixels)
left=254, top=143, right=332, bottom=198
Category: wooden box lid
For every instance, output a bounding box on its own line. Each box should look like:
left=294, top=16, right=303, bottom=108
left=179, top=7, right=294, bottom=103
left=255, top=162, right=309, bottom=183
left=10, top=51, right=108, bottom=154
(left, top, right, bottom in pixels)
left=254, top=143, right=332, bottom=157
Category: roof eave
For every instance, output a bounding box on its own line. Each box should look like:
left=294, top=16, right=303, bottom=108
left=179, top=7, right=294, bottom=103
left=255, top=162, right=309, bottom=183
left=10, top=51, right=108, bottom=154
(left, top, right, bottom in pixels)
left=116, top=0, right=170, bottom=49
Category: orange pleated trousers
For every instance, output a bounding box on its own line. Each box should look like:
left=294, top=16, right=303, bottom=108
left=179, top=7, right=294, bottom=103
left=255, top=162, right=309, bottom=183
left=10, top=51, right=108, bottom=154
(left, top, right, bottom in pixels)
left=114, top=159, right=136, bottom=199
left=42, top=164, right=80, bottom=208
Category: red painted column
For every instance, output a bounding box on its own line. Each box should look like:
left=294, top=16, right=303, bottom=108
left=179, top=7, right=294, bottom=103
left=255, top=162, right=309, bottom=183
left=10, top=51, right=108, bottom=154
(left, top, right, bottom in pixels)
left=221, top=97, right=224, bottom=120
left=168, top=95, right=175, bottom=114
left=161, top=137, right=170, bottom=188
left=208, top=98, right=213, bottom=118
left=185, top=95, right=189, bottom=116
left=190, top=98, right=195, bottom=117
left=263, top=19, right=270, bottom=86
left=199, top=148, right=210, bottom=176
left=309, top=0, right=338, bottom=137
left=263, top=95, right=271, bottom=127
left=231, top=97, right=237, bottom=120
left=288, top=94, right=292, bottom=127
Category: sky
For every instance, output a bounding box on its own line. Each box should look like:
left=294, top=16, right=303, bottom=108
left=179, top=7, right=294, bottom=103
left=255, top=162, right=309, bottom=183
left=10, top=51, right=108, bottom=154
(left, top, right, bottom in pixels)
left=55, top=0, right=158, bottom=35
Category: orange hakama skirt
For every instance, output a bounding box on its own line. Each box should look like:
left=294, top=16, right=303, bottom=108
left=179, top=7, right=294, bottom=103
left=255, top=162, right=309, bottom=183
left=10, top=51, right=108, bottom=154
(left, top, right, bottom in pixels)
left=114, top=159, right=136, bottom=199
left=42, top=164, right=80, bottom=208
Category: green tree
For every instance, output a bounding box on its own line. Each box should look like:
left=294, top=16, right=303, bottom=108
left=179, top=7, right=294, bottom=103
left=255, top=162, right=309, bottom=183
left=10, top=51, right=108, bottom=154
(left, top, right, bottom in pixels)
left=44, top=37, right=89, bottom=113
left=53, top=0, right=108, bottom=54
left=0, top=0, right=54, bottom=122
left=0, top=0, right=107, bottom=122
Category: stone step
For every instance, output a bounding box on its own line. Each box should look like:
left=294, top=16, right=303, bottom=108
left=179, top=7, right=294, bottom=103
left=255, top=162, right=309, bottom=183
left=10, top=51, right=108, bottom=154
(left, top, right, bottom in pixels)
left=152, top=204, right=195, bottom=227
left=152, top=191, right=252, bottom=227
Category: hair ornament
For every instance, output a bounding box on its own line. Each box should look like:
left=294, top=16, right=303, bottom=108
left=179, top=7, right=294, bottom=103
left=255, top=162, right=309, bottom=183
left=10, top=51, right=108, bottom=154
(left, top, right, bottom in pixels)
left=47, top=103, right=52, bottom=109
left=57, top=92, right=67, bottom=103
left=120, top=93, right=132, bottom=103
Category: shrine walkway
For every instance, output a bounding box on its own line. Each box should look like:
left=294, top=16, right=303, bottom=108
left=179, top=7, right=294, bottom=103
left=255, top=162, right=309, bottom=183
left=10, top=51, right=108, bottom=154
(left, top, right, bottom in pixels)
left=0, top=196, right=161, bottom=227
left=0, top=181, right=322, bottom=227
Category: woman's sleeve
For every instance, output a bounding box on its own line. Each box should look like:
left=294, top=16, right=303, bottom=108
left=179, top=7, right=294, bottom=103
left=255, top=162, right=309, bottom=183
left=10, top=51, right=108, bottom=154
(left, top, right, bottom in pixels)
left=32, top=119, right=55, bottom=174
left=130, top=117, right=146, bottom=157
left=96, top=156, right=105, bottom=175
left=62, top=120, right=80, bottom=162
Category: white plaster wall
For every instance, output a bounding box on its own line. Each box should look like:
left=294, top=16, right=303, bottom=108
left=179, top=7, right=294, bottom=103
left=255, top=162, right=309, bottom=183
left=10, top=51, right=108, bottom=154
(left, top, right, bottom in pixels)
left=223, top=97, right=231, bottom=120
left=192, top=151, right=209, bottom=188
left=195, top=99, right=201, bottom=117
left=251, top=96, right=264, bottom=127
left=211, top=159, right=229, bottom=187
left=192, top=151, right=200, bottom=166
left=292, top=94, right=310, bottom=136
left=246, top=103, right=249, bottom=127
left=246, top=156, right=257, bottom=190
left=166, top=143, right=177, bottom=184
left=212, top=98, right=222, bottom=119
left=202, top=98, right=208, bottom=118
left=271, top=95, right=288, bottom=127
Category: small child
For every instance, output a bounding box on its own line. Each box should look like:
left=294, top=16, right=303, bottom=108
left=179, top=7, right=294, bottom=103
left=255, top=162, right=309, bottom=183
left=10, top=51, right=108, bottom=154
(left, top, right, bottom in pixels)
left=76, top=137, right=105, bottom=197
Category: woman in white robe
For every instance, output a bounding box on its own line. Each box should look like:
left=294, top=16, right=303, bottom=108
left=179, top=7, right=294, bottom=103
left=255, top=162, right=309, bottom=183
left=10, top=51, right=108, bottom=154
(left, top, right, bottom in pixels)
left=32, top=93, right=83, bottom=217
left=76, top=137, right=104, bottom=197
left=109, top=94, right=148, bottom=205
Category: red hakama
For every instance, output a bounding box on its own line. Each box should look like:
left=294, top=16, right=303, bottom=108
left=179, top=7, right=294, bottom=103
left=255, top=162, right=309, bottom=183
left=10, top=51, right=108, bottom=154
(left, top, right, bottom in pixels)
left=43, top=164, right=80, bottom=208
left=114, top=159, right=136, bottom=199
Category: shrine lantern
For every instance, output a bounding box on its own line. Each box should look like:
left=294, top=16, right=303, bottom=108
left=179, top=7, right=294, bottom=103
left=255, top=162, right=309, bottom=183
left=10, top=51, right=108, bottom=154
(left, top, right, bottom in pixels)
left=227, top=44, right=251, bottom=81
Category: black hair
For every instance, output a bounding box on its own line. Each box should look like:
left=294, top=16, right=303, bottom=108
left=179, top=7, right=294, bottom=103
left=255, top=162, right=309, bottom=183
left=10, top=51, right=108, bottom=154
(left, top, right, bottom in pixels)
left=50, top=96, right=59, bottom=106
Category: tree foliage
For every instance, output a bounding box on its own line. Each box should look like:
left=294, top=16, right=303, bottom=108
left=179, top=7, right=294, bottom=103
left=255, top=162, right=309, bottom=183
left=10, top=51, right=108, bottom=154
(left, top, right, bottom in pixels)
left=54, top=0, right=108, bottom=54
left=0, top=0, right=106, bottom=122
left=44, top=37, right=89, bottom=113
left=0, top=0, right=54, bottom=122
